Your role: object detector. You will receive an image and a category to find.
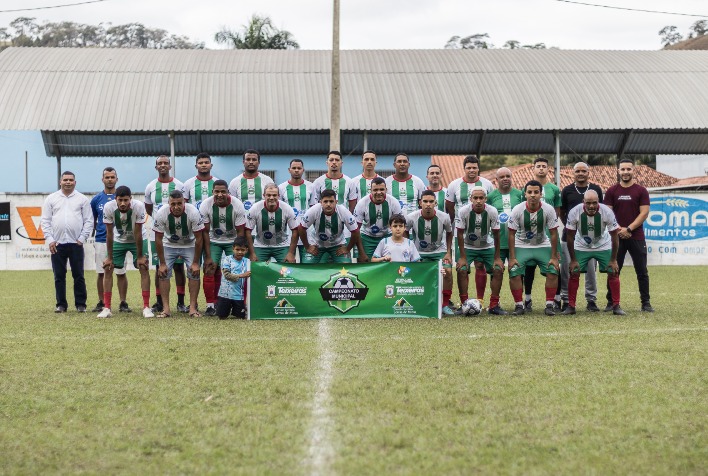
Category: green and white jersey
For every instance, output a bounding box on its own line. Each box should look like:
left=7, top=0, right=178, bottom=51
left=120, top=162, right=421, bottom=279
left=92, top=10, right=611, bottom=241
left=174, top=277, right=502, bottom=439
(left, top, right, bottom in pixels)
left=353, top=194, right=402, bottom=238
left=565, top=203, right=619, bottom=251
left=153, top=203, right=204, bottom=249
left=427, top=187, right=447, bottom=212
left=456, top=203, right=500, bottom=250
left=199, top=195, right=247, bottom=244
left=385, top=174, right=426, bottom=215
left=352, top=174, right=381, bottom=199
left=311, top=174, right=357, bottom=207
left=228, top=173, right=275, bottom=211
left=406, top=210, right=452, bottom=255
left=144, top=177, right=186, bottom=213
left=102, top=199, right=147, bottom=244
left=278, top=180, right=314, bottom=219
left=541, top=182, right=562, bottom=208
left=507, top=202, right=559, bottom=248
left=445, top=177, right=495, bottom=217
left=246, top=200, right=298, bottom=248
left=487, top=188, right=524, bottom=250
left=183, top=175, right=219, bottom=210
left=301, top=204, right=358, bottom=248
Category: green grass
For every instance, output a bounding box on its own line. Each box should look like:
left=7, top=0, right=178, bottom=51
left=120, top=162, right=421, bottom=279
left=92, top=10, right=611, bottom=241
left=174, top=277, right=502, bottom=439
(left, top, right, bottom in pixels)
left=1, top=267, right=706, bottom=474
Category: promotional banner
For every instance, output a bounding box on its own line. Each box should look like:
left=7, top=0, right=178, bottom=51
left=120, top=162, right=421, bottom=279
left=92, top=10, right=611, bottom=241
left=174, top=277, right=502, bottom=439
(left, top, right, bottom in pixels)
left=645, top=193, right=708, bottom=265
left=0, top=202, right=10, bottom=242
left=248, top=261, right=441, bottom=319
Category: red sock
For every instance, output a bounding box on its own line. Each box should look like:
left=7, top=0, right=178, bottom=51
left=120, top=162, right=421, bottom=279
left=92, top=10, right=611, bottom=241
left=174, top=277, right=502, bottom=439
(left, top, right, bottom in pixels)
left=568, top=273, right=580, bottom=308
left=545, top=286, right=556, bottom=303
left=609, top=274, right=621, bottom=306
left=474, top=268, right=487, bottom=300
left=204, top=274, right=215, bottom=304
left=460, top=294, right=468, bottom=304
left=142, top=290, right=150, bottom=308
left=442, top=290, right=452, bottom=307
left=155, top=288, right=161, bottom=296
left=511, top=288, right=523, bottom=304
left=490, top=294, right=500, bottom=309
left=103, top=292, right=112, bottom=310
left=176, top=286, right=185, bottom=296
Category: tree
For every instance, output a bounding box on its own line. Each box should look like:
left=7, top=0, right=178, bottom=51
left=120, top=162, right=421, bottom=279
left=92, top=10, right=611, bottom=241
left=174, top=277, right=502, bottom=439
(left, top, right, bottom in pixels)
left=689, top=19, right=707, bottom=38
left=445, top=33, right=492, bottom=49
left=215, top=15, right=299, bottom=49
left=659, top=25, right=683, bottom=47
left=503, top=40, right=521, bottom=49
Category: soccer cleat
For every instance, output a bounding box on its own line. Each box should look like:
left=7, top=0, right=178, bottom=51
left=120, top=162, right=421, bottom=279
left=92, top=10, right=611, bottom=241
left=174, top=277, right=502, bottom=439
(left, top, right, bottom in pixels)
left=76, top=305, right=87, bottom=313
left=603, top=303, right=614, bottom=312
left=641, top=303, right=655, bottom=313
left=91, top=301, right=104, bottom=312
left=488, top=305, right=508, bottom=316
left=97, top=308, right=113, bottom=318
left=553, top=299, right=562, bottom=311
left=142, top=307, right=155, bottom=318
left=54, top=306, right=67, bottom=313
left=586, top=301, right=600, bottom=312
left=177, top=303, right=190, bottom=313
left=204, top=306, right=217, bottom=317
left=441, top=305, right=457, bottom=316
left=151, top=301, right=163, bottom=313
left=511, top=304, right=525, bottom=316
left=562, top=306, right=576, bottom=315
left=118, top=301, right=132, bottom=313
left=613, top=305, right=626, bottom=316
left=544, top=304, right=555, bottom=316
left=524, top=299, right=533, bottom=312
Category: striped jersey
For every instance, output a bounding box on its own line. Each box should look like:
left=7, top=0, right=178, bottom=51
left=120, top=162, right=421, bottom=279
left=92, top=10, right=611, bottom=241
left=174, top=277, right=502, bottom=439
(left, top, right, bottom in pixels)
left=565, top=203, right=619, bottom=251
left=300, top=204, right=359, bottom=248
left=144, top=177, right=186, bottom=213
left=445, top=177, right=495, bottom=217
left=102, top=199, right=147, bottom=244
left=373, top=238, right=421, bottom=262
left=245, top=200, right=298, bottom=248
left=541, top=182, right=562, bottom=208
left=199, top=195, right=247, bottom=244
left=427, top=187, right=447, bottom=212
left=507, top=202, right=559, bottom=248
left=278, top=180, right=314, bottom=218
left=353, top=194, right=402, bottom=238
left=311, top=174, right=357, bottom=207
left=385, top=174, right=426, bottom=215
left=152, top=203, right=204, bottom=248
left=406, top=210, right=452, bottom=254
left=219, top=255, right=250, bottom=301
left=487, top=188, right=524, bottom=250
left=456, top=203, right=500, bottom=250
left=228, top=173, right=275, bottom=211
left=352, top=173, right=381, bottom=199
left=183, top=175, right=219, bottom=210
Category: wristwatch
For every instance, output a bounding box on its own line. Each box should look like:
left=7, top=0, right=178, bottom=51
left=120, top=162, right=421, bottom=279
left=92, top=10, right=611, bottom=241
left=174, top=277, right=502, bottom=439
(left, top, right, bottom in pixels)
left=626, top=225, right=633, bottom=232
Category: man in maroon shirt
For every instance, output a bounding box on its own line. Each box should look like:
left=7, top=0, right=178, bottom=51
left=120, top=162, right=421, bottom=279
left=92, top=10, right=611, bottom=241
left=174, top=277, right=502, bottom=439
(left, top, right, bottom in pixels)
left=603, top=159, right=653, bottom=312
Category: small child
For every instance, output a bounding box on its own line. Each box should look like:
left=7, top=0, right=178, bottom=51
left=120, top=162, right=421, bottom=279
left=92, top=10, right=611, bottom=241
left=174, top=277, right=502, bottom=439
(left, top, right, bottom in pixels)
left=216, top=236, right=251, bottom=319
left=371, top=214, right=421, bottom=263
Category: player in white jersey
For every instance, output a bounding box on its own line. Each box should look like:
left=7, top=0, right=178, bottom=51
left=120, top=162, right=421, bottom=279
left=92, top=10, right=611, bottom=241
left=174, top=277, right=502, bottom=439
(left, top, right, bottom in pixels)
left=372, top=214, right=421, bottom=262
left=99, top=186, right=153, bottom=318
left=144, top=155, right=188, bottom=313
left=455, top=187, right=506, bottom=315
left=385, top=153, right=426, bottom=216
left=182, top=153, right=219, bottom=210
left=199, top=180, right=246, bottom=316
left=152, top=190, right=205, bottom=317
left=300, top=189, right=361, bottom=264
left=245, top=183, right=298, bottom=263
left=353, top=177, right=402, bottom=261
left=352, top=150, right=381, bottom=199
left=507, top=180, right=560, bottom=316
left=278, top=159, right=314, bottom=259
left=426, top=164, right=447, bottom=212
left=563, top=190, right=625, bottom=315
left=228, top=149, right=275, bottom=211
left=445, top=155, right=495, bottom=220
left=406, top=190, right=454, bottom=314
left=311, top=150, right=357, bottom=211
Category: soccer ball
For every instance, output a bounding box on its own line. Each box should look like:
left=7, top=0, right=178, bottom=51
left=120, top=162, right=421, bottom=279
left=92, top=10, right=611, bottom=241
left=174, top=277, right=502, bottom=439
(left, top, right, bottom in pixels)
left=333, top=277, right=354, bottom=289
left=461, top=298, right=482, bottom=316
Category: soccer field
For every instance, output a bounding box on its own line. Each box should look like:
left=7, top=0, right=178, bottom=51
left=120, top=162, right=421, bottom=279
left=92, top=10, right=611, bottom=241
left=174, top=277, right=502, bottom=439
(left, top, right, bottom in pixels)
left=1, top=267, right=706, bottom=474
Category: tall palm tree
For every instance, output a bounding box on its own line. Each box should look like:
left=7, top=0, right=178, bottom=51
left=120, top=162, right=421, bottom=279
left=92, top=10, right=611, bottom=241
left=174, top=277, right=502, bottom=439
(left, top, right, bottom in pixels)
left=215, top=15, right=299, bottom=49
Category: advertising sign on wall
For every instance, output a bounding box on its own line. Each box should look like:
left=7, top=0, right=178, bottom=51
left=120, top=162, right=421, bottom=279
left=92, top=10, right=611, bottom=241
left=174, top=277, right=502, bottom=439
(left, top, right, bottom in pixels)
left=645, top=193, right=708, bottom=265
left=0, top=202, right=10, bottom=242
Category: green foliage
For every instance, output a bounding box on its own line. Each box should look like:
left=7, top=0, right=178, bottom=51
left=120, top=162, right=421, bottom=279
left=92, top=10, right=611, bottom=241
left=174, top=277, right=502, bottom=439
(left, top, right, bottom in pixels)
left=446, top=33, right=549, bottom=50
left=215, top=15, right=299, bottom=50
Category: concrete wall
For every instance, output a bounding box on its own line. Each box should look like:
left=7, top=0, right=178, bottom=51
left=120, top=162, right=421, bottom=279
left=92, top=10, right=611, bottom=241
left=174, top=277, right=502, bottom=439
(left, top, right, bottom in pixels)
left=656, top=154, right=708, bottom=179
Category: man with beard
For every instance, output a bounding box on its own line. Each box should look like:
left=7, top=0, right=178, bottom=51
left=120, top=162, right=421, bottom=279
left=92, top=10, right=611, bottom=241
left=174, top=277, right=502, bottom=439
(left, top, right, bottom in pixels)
left=426, top=164, right=447, bottom=212
left=278, top=159, right=314, bottom=260
left=385, top=153, right=426, bottom=216
left=311, top=151, right=357, bottom=211
left=89, top=167, right=117, bottom=313
left=228, top=149, right=274, bottom=212
left=353, top=177, right=402, bottom=262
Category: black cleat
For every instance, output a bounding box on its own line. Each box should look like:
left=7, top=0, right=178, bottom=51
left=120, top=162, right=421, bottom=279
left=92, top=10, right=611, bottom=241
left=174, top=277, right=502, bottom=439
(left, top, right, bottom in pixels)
left=613, top=305, right=627, bottom=316
left=76, top=305, right=87, bottom=313
left=204, top=307, right=217, bottom=317
left=488, top=305, right=508, bottom=316
left=54, top=306, right=67, bottom=313
left=118, top=301, right=132, bottom=313
left=151, top=301, right=163, bottom=313
left=553, top=299, right=562, bottom=311
left=177, top=303, right=190, bottom=313
left=524, top=299, right=533, bottom=312
left=512, top=304, right=525, bottom=316
left=544, top=304, right=556, bottom=316
left=562, top=306, right=576, bottom=315
left=641, top=303, right=655, bottom=313
left=586, top=301, right=600, bottom=312
left=91, top=301, right=104, bottom=312
left=603, top=303, right=614, bottom=312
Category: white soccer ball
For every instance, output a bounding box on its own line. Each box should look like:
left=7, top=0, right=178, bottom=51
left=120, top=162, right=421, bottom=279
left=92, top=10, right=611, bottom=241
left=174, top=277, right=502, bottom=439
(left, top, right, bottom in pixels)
left=461, top=298, right=482, bottom=316
left=333, top=277, right=354, bottom=289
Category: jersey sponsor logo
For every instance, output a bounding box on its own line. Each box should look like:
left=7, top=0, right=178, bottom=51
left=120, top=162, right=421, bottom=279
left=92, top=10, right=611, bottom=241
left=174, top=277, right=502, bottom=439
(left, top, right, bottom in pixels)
left=195, top=200, right=203, bottom=210
left=215, top=228, right=224, bottom=236
left=419, top=240, right=428, bottom=248
left=525, top=231, right=535, bottom=239
left=293, top=208, right=300, bottom=217
left=169, top=234, right=180, bottom=242
left=263, top=231, right=274, bottom=240
left=468, top=233, right=478, bottom=241
left=370, top=225, right=380, bottom=234
left=399, top=200, right=404, bottom=208
left=499, top=212, right=509, bottom=223
left=583, top=236, right=593, bottom=244
left=244, top=201, right=252, bottom=210
left=319, top=233, right=329, bottom=241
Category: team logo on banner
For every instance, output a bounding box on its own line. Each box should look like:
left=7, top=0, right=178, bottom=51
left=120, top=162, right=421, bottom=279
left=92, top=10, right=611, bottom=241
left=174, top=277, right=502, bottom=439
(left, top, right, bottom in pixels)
left=392, top=297, right=415, bottom=314
left=267, top=285, right=277, bottom=298
left=274, top=298, right=297, bottom=315
left=398, top=266, right=410, bottom=277
left=385, top=285, right=395, bottom=298
left=319, top=268, right=369, bottom=313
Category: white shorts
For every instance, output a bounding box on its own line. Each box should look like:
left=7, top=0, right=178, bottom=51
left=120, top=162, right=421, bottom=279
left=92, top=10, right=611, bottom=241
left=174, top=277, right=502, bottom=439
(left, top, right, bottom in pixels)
left=94, top=242, right=126, bottom=275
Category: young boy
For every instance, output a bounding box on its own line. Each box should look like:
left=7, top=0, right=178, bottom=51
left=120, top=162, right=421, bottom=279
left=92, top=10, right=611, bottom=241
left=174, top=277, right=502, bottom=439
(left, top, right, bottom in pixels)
left=371, top=214, right=421, bottom=263
left=216, top=236, right=251, bottom=319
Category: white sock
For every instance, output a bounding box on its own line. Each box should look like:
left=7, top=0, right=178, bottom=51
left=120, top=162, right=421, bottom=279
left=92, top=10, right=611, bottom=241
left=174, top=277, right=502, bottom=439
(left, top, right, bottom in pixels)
left=525, top=294, right=532, bottom=302
left=206, top=303, right=214, bottom=309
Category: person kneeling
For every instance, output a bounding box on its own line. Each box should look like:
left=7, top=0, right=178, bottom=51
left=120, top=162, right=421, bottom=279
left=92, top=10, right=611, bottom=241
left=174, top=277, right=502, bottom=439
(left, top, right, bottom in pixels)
left=216, top=237, right=251, bottom=319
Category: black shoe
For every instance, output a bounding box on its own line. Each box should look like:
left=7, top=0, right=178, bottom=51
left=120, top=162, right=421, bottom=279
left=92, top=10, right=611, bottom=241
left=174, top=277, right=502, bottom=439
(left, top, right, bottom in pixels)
left=488, top=305, right=508, bottom=315
left=544, top=304, right=555, bottom=316
left=524, top=299, right=533, bottom=312
left=553, top=299, right=562, bottom=311
left=177, top=303, right=189, bottom=313
left=76, top=305, right=87, bottom=313
left=603, top=303, right=614, bottom=312
left=54, top=306, right=67, bottom=313
left=512, top=304, right=525, bottom=316
left=151, top=301, right=163, bottom=313
left=562, top=306, right=576, bottom=315
left=204, top=307, right=217, bottom=317
left=586, top=301, right=600, bottom=312
left=641, top=303, right=655, bottom=313
left=561, top=301, right=569, bottom=312
left=613, top=305, right=627, bottom=316
left=119, top=301, right=132, bottom=313
left=91, top=301, right=104, bottom=312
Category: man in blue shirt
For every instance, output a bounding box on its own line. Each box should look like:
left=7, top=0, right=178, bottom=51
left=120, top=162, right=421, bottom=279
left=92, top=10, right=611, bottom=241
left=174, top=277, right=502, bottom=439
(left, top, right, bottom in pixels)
left=90, top=167, right=119, bottom=312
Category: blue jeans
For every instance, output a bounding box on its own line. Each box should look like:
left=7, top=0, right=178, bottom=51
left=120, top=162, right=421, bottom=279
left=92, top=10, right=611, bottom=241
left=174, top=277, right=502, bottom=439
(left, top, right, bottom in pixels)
left=51, top=243, right=87, bottom=309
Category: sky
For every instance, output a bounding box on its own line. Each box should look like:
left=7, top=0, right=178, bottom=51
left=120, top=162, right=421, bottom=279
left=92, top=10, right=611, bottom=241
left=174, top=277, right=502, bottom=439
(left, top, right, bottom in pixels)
left=1, top=0, right=707, bottom=51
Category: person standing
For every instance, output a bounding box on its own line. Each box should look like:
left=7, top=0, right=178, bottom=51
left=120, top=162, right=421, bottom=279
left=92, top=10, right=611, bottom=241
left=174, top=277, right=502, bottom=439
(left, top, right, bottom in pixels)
left=41, top=171, right=93, bottom=313
left=228, top=149, right=274, bottom=211
left=560, top=162, right=604, bottom=312
left=353, top=177, right=402, bottom=262
left=445, top=155, right=495, bottom=222
left=603, top=159, right=653, bottom=312
left=311, top=151, right=357, bottom=211
left=352, top=150, right=381, bottom=199
left=183, top=153, right=219, bottom=210
left=426, top=164, right=447, bottom=212
left=385, top=153, right=426, bottom=216
left=89, top=167, right=117, bottom=313
left=245, top=184, right=299, bottom=263
left=278, top=159, right=314, bottom=259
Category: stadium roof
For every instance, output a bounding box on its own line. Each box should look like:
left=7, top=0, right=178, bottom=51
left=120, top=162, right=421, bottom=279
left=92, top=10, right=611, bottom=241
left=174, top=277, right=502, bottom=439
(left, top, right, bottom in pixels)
left=0, top=47, right=707, bottom=157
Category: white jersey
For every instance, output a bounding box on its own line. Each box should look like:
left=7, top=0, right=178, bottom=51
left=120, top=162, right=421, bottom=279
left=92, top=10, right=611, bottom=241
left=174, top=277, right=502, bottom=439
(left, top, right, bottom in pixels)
left=102, top=199, right=147, bottom=244
left=385, top=174, right=426, bottom=216
left=507, top=202, right=559, bottom=248
left=373, top=237, right=421, bottom=262
left=300, top=204, right=358, bottom=248
left=444, top=177, right=495, bottom=217
left=144, top=178, right=186, bottom=213
left=199, top=195, right=247, bottom=244
left=353, top=194, right=402, bottom=238
left=246, top=200, right=298, bottom=248
left=228, top=173, right=275, bottom=211
left=456, top=203, right=500, bottom=250
left=153, top=203, right=204, bottom=249
left=427, top=187, right=447, bottom=212
left=278, top=180, right=314, bottom=219
left=352, top=174, right=381, bottom=199
left=311, top=174, right=357, bottom=207
left=406, top=210, right=452, bottom=255
left=566, top=203, right=619, bottom=251
left=182, top=175, right=219, bottom=210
